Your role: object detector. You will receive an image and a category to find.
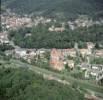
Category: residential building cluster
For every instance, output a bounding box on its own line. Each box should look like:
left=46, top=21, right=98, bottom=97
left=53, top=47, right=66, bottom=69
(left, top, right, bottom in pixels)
left=1, top=15, right=32, bottom=30
left=0, top=32, right=9, bottom=44
left=33, top=16, right=52, bottom=26
left=79, top=63, right=103, bottom=81
left=48, top=23, right=65, bottom=32
left=50, top=43, right=93, bottom=70
left=68, top=16, right=103, bottom=30
left=50, top=43, right=103, bottom=81
left=5, top=48, right=49, bottom=63
left=1, top=12, right=53, bottom=31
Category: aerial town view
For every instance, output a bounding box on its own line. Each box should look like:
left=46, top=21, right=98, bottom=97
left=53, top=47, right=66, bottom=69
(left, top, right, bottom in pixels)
left=0, top=0, right=103, bottom=100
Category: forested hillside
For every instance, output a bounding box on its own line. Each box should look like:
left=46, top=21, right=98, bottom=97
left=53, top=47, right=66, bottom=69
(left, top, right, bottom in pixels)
left=1, top=0, right=103, bottom=19
left=0, top=67, right=84, bottom=100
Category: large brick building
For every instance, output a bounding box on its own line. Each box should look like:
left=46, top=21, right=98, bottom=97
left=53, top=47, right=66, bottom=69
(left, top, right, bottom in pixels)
left=50, top=49, right=64, bottom=71
left=50, top=49, right=75, bottom=71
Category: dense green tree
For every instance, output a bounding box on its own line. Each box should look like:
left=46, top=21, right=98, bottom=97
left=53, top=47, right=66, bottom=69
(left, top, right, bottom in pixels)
left=0, top=43, right=14, bottom=52
left=8, top=25, right=103, bottom=49
left=0, top=67, right=84, bottom=100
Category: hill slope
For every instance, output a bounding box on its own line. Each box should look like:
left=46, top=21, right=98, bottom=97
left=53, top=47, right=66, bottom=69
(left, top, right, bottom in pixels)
left=1, top=0, right=103, bottom=19
left=0, top=67, right=84, bottom=100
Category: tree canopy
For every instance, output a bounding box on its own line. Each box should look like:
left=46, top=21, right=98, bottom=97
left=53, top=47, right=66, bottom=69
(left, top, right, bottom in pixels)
left=0, top=67, right=84, bottom=100
left=8, top=24, right=103, bottom=49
